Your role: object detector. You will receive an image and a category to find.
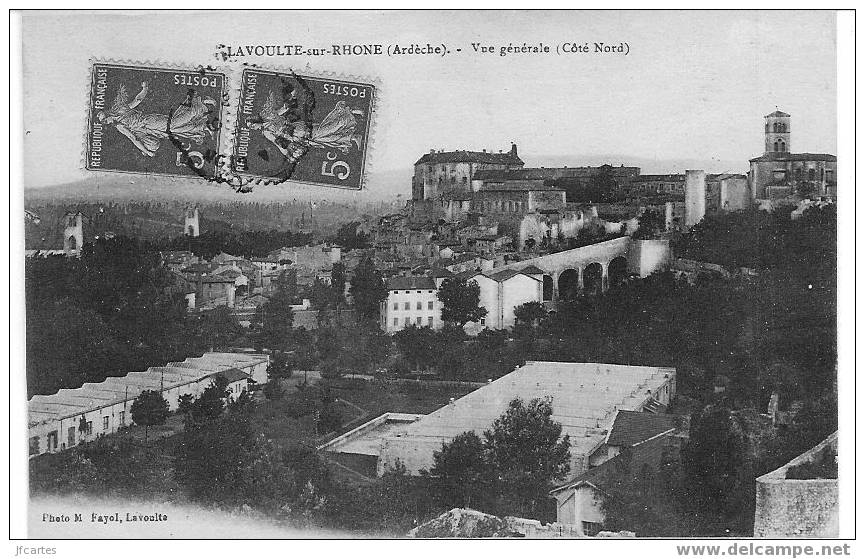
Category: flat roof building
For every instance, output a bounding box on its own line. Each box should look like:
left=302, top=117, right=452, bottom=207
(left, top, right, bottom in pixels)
left=377, top=361, right=676, bottom=476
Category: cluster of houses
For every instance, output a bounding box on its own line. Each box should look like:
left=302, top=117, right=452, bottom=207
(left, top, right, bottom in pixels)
left=162, top=244, right=341, bottom=311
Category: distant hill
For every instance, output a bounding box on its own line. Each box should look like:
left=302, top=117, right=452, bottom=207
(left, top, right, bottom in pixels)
left=24, top=167, right=411, bottom=203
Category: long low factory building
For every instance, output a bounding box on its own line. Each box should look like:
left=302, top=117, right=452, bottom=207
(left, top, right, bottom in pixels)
left=374, top=361, right=676, bottom=476
left=28, top=352, right=269, bottom=456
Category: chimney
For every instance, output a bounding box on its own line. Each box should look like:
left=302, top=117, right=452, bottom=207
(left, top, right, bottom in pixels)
left=510, top=143, right=518, bottom=157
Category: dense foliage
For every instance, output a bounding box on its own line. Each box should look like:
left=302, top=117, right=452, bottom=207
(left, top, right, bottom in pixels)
left=25, top=237, right=198, bottom=397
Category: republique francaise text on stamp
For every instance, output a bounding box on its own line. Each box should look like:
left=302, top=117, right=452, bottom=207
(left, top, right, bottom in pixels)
left=85, top=63, right=227, bottom=179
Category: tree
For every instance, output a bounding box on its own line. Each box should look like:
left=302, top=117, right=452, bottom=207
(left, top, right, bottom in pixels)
left=483, top=396, right=571, bottom=518
left=263, top=378, right=286, bottom=401
left=317, top=404, right=343, bottom=434
left=513, top=301, right=547, bottom=329
left=177, top=394, right=195, bottom=417
left=130, top=390, right=169, bottom=442
left=254, top=273, right=295, bottom=350
left=424, top=431, right=491, bottom=510
left=632, top=208, right=666, bottom=239
left=348, top=258, right=387, bottom=320
left=188, top=378, right=228, bottom=423
left=267, top=351, right=294, bottom=381
left=393, top=325, right=438, bottom=371
left=194, top=306, right=243, bottom=350
left=331, top=262, right=347, bottom=305
left=335, top=221, right=370, bottom=250
left=437, top=277, right=488, bottom=326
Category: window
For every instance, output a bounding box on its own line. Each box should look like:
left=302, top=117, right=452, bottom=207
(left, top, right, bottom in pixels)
left=393, top=302, right=398, bottom=310
left=393, top=318, right=398, bottom=326
left=582, top=521, right=603, bottom=536
left=480, top=318, right=486, bottom=325
left=404, top=317, right=410, bottom=326
left=29, top=436, right=40, bottom=455
left=68, top=426, right=76, bottom=446
left=103, top=417, right=109, bottom=431
left=427, top=316, right=433, bottom=325
left=404, top=302, right=410, bottom=310
left=417, top=290, right=422, bottom=294
left=416, top=317, right=422, bottom=325
left=119, top=411, right=125, bottom=426
left=428, top=301, right=434, bottom=310
left=809, top=169, right=816, bottom=181
left=416, top=301, right=422, bottom=310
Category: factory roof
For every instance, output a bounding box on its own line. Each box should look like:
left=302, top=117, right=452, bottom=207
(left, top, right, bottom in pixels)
left=384, top=361, right=675, bottom=458
left=28, top=353, right=267, bottom=427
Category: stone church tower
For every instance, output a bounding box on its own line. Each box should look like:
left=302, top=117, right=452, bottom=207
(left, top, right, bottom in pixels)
left=63, top=211, right=84, bottom=256
left=764, top=109, right=791, bottom=154
left=184, top=206, right=200, bottom=237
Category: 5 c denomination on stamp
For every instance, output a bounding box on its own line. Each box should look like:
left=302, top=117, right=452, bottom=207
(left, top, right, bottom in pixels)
left=232, top=68, right=374, bottom=189
left=86, top=63, right=226, bottom=179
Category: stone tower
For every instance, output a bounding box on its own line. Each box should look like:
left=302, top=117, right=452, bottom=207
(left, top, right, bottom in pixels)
left=684, top=170, right=706, bottom=228
left=63, top=211, right=84, bottom=256
left=184, top=206, right=200, bottom=237
left=764, top=109, right=791, bottom=154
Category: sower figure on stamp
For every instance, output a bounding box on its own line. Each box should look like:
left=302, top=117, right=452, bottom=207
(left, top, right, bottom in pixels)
left=97, top=81, right=216, bottom=157
left=249, top=78, right=366, bottom=164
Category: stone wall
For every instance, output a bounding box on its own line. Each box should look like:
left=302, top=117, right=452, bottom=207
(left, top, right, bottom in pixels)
left=753, top=432, right=838, bottom=538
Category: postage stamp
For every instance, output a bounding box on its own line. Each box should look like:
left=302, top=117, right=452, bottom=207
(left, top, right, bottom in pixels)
left=232, top=68, right=375, bottom=189
left=85, top=63, right=227, bottom=179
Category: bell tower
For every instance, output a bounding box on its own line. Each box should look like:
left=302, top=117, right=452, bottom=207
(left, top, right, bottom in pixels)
left=63, top=211, right=84, bottom=256
left=184, top=206, right=200, bottom=237
left=764, top=109, right=791, bottom=154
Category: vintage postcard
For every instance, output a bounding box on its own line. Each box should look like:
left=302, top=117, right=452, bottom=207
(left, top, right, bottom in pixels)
left=11, top=8, right=855, bottom=550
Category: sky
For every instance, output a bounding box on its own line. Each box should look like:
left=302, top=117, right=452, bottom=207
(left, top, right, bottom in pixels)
left=20, top=10, right=837, bottom=198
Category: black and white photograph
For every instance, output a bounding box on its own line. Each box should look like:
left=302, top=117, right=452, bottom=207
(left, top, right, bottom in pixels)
left=9, top=8, right=856, bottom=548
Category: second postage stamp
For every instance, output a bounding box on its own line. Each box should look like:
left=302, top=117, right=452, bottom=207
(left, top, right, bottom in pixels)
left=232, top=68, right=375, bottom=189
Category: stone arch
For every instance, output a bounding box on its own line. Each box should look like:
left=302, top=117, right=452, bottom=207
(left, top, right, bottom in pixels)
left=558, top=268, right=580, bottom=301
left=542, top=274, right=554, bottom=301
left=67, top=235, right=77, bottom=251
left=608, top=256, right=629, bottom=287
left=583, top=262, right=603, bottom=294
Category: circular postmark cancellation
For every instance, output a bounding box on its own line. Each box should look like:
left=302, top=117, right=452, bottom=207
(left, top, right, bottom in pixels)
left=85, top=62, right=376, bottom=192
left=232, top=68, right=375, bottom=190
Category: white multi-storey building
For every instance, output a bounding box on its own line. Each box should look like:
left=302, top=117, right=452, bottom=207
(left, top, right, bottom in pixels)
left=380, top=276, right=444, bottom=332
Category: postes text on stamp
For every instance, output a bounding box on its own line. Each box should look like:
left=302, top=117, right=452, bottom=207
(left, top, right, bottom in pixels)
left=232, top=68, right=374, bottom=190
left=86, top=63, right=226, bottom=179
